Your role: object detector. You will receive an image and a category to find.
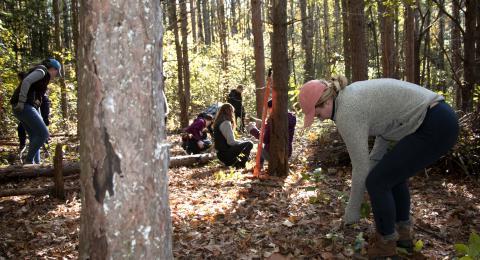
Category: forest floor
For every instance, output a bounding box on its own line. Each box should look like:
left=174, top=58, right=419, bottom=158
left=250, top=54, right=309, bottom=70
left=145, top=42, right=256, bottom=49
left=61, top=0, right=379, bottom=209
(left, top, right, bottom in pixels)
left=0, top=124, right=479, bottom=259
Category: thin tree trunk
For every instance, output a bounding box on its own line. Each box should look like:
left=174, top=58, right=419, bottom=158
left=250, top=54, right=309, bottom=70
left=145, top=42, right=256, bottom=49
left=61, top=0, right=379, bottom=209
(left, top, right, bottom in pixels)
left=210, top=0, right=216, bottom=42
left=202, top=0, right=211, bottom=44
left=217, top=0, right=228, bottom=71
left=421, top=8, right=431, bottom=87
left=71, top=0, right=79, bottom=82
left=463, top=0, right=477, bottom=112
left=270, top=0, right=289, bottom=177
left=394, top=4, right=400, bottom=78
left=180, top=0, right=192, bottom=123
left=62, top=0, right=71, bottom=49
left=378, top=0, right=395, bottom=78
left=300, top=0, right=314, bottom=82
left=348, top=0, right=368, bottom=82
left=323, top=0, right=331, bottom=77
left=451, top=0, right=462, bottom=109
left=169, top=0, right=188, bottom=127
left=231, top=0, right=238, bottom=35
left=189, top=0, right=197, bottom=44
left=252, top=0, right=265, bottom=118
left=77, top=0, right=172, bottom=258
left=404, top=2, right=415, bottom=83
left=334, top=0, right=341, bottom=55
left=53, top=0, right=69, bottom=126
left=341, top=0, right=351, bottom=81
left=289, top=0, right=297, bottom=85
left=197, top=0, right=204, bottom=43
left=368, top=6, right=381, bottom=78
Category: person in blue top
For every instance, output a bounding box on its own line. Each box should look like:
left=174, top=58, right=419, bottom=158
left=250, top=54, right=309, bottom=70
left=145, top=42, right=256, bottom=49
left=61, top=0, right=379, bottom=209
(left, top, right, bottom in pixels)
left=10, top=58, right=61, bottom=164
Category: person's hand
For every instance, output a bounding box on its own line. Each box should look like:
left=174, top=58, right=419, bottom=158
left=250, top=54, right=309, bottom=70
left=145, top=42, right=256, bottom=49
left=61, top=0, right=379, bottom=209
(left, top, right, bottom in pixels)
left=197, top=140, right=205, bottom=149
left=246, top=122, right=256, bottom=133
left=13, top=102, right=25, bottom=114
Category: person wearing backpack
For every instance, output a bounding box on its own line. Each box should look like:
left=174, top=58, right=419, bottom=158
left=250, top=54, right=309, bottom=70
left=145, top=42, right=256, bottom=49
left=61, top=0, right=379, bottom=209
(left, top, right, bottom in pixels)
left=10, top=58, right=61, bottom=164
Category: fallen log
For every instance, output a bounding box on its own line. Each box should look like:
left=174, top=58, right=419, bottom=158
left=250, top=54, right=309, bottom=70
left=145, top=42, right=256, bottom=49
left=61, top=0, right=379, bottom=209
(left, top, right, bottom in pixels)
left=0, top=153, right=216, bottom=181
left=0, top=186, right=79, bottom=198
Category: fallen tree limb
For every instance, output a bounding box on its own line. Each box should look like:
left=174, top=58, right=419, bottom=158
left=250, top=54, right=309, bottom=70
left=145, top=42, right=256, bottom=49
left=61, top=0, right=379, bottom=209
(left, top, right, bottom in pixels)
left=0, top=153, right=216, bottom=181
left=0, top=186, right=79, bottom=198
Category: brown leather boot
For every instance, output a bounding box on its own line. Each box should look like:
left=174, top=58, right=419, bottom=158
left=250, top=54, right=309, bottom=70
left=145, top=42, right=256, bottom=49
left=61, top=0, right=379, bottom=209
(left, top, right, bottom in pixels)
left=397, top=224, right=414, bottom=254
left=367, top=232, right=399, bottom=259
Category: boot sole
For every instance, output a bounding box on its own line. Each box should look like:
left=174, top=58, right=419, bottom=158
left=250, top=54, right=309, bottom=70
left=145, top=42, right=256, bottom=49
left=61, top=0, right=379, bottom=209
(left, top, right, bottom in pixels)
left=369, top=256, right=401, bottom=260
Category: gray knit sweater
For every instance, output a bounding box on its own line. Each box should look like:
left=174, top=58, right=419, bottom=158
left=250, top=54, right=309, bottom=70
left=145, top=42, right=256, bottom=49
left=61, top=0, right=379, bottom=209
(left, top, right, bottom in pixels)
left=333, top=78, right=444, bottom=223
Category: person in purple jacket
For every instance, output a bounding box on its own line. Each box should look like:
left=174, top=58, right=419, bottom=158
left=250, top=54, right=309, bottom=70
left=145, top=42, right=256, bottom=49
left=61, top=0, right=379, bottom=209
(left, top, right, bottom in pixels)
left=182, top=114, right=214, bottom=154
left=246, top=99, right=297, bottom=167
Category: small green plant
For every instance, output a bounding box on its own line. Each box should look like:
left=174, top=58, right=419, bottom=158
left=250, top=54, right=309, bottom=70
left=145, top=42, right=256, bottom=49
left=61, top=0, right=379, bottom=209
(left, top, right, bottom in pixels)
left=360, top=202, right=371, bottom=219
left=213, top=168, right=243, bottom=181
left=455, top=231, right=480, bottom=260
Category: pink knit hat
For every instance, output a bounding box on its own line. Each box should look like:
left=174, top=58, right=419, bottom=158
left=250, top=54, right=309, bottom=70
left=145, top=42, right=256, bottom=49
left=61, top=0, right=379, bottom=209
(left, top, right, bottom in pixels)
left=298, top=80, right=328, bottom=128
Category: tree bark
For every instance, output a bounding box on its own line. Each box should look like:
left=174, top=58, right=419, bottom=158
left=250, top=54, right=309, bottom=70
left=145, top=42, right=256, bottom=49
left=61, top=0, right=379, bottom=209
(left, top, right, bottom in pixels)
left=451, top=0, right=462, bottom=109
left=53, top=143, right=65, bottom=199
left=404, top=2, right=415, bottom=83
left=378, top=1, right=395, bottom=78
left=197, top=0, right=204, bottom=43
left=323, top=0, right=331, bottom=77
left=269, top=0, right=289, bottom=177
left=300, top=0, right=314, bottom=82
left=53, top=0, right=69, bottom=125
left=341, top=0, right=351, bottom=81
left=217, top=0, right=228, bottom=71
left=189, top=0, right=197, bottom=44
left=463, top=0, right=477, bottom=112
left=252, top=0, right=265, bottom=118
left=202, top=0, right=212, bottom=44
left=62, top=0, right=71, bottom=49
left=180, top=0, right=192, bottom=124
left=77, top=0, right=172, bottom=258
left=348, top=0, right=368, bottom=81
left=230, top=0, right=238, bottom=35
left=368, top=7, right=381, bottom=78
left=71, top=0, right=79, bottom=81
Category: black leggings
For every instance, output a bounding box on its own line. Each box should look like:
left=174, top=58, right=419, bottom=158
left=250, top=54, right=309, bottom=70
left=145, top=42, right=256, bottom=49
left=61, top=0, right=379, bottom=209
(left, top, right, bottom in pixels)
left=217, top=141, right=253, bottom=168
left=366, top=102, right=459, bottom=236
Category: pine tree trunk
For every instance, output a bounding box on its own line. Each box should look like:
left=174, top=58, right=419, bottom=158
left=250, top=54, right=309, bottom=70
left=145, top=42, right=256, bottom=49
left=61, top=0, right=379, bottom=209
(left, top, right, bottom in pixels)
left=202, top=0, right=211, bottom=44
left=348, top=0, right=368, bottom=82
left=341, top=0, right=351, bottom=81
left=404, top=2, right=415, bottom=83
left=180, top=0, right=192, bottom=124
left=378, top=1, right=395, bottom=78
left=189, top=0, right=197, bottom=44
left=368, top=7, right=381, bottom=78
left=300, top=0, right=314, bottom=82
left=197, top=0, right=204, bottom=43
left=77, top=0, right=172, bottom=258
left=269, top=0, right=289, bottom=177
left=252, top=0, right=265, bottom=118
left=169, top=0, right=188, bottom=127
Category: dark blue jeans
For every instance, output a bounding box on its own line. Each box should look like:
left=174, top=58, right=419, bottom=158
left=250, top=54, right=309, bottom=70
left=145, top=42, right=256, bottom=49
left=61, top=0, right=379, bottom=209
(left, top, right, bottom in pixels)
left=13, top=104, right=49, bottom=164
left=366, top=102, right=459, bottom=236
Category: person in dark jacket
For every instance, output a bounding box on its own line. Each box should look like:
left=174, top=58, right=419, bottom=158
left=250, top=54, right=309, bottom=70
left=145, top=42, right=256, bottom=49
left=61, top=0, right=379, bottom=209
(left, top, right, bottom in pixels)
left=246, top=99, right=297, bottom=167
left=10, top=58, right=61, bottom=164
left=182, top=114, right=214, bottom=154
left=227, top=85, right=245, bottom=131
left=213, top=103, right=253, bottom=168
left=18, top=94, right=51, bottom=158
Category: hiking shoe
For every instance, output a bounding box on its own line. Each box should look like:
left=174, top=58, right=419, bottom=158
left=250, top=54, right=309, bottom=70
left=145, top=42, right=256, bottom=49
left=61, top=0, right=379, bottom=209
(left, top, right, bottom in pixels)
left=368, top=232, right=399, bottom=260
left=397, top=224, right=414, bottom=254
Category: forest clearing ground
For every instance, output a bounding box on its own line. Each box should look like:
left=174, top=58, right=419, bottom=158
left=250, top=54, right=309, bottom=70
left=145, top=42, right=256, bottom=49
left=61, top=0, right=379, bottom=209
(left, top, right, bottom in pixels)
left=0, top=126, right=479, bottom=259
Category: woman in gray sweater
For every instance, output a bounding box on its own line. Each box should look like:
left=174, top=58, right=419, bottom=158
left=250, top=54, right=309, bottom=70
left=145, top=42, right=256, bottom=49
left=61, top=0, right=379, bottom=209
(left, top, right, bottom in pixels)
left=298, top=76, right=459, bottom=258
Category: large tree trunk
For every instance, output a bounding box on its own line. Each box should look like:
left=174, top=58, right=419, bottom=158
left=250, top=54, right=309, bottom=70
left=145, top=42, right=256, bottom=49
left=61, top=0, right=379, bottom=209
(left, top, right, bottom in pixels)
left=180, top=0, right=192, bottom=123
left=269, top=0, right=289, bottom=177
left=378, top=1, right=395, bottom=78
left=341, top=0, right=351, bottom=81
left=348, top=0, right=368, bottom=82
left=252, top=0, right=265, bottom=118
left=202, top=0, right=212, bottom=45
left=300, top=0, right=314, bottom=82
left=189, top=0, right=197, bottom=44
left=53, top=0, right=69, bottom=127
left=463, top=0, right=477, bottom=112
left=404, top=2, right=415, bottom=83
left=77, top=0, right=172, bottom=258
